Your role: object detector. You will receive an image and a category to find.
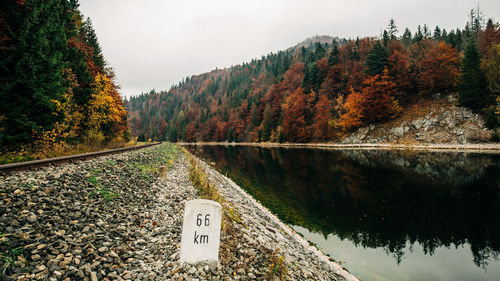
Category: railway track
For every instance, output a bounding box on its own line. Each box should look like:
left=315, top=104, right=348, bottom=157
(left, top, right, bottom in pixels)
left=0, top=142, right=161, bottom=174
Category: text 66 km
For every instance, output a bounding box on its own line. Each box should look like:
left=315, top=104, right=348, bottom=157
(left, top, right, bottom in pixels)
left=196, top=214, right=210, bottom=226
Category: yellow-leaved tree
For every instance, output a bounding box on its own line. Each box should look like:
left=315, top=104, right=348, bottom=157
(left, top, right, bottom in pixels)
left=86, top=72, right=127, bottom=146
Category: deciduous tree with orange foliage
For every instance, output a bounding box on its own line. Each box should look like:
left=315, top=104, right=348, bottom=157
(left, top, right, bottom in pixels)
left=336, top=90, right=364, bottom=129
left=337, top=68, right=401, bottom=130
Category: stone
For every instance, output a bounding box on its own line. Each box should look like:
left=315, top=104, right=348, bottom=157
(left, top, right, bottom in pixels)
left=59, top=257, right=72, bottom=268
left=27, top=213, right=37, bottom=223
left=179, top=199, right=222, bottom=264
left=90, top=271, right=98, bottom=281
left=391, top=126, right=405, bottom=138
left=81, top=263, right=91, bottom=275
left=159, top=165, right=167, bottom=178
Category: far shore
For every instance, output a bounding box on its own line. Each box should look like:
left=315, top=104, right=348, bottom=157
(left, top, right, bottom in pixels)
left=178, top=141, right=500, bottom=153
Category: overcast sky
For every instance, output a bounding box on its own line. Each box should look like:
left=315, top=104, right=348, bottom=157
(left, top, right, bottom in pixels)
left=78, top=0, right=500, bottom=98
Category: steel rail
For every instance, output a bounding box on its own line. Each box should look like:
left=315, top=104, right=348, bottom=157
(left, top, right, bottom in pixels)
left=0, top=142, right=161, bottom=175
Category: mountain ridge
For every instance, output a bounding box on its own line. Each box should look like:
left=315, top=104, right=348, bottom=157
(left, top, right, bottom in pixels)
left=127, top=15, right=499, bottom=144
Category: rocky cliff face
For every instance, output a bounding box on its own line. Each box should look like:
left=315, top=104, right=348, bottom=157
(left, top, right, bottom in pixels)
left=341, top=94, right=493, bottom=144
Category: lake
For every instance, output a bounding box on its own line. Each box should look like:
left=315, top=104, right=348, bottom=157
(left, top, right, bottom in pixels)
left=184, top=145, right=500, bottom=281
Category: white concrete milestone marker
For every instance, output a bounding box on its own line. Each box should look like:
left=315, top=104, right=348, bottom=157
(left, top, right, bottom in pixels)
left=179, top=199, right=222, bottom=264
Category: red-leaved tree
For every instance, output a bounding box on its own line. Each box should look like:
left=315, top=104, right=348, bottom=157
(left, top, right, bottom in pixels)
left=312, top=95, right=333, bottom=140
left=416, top=41, right=460, bottom=94
left=282, top=88, right=310, bottom=142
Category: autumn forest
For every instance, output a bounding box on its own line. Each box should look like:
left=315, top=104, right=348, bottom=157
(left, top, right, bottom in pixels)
left=128, top=11, right=500, bottom=143
left=0, top=0, right=128, bottom=161
left=1, top=1, right=500, bottom=158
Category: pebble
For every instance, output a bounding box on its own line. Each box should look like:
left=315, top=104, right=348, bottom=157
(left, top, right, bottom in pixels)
left=90, top=271, right=98, bottom=281
left=0, top=144, right=354, bottom=281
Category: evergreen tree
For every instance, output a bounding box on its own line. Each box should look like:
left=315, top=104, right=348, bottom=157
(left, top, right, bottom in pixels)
left=313, top=42, right=326, bottom=61
left=459, top=39, right=488, bottom=110
left=413, top=25, right=424, bottom=42
left=311, top=63, right=323, bottom=92
left=0, top=0, right=68, bottom=146
left=278, top=54, right=291, bottom=75
left=387, top=18, right=398, bottom=39
left=261, top=104, right=273, bottom=141
left=300, top=46, right=307, bottom=61
left=446, top=30, right=457, bottom=47
left=68, top=0, right=79, bottom=10
left=441, top=29, right=448, bottom=38
left=401, top=28, right=412, bottom=46
left=423, top=24, right=431, bottom=38
left=302, top=63, right=317, bottom=92
left=328, top=45, right=338, bottom=66
left=433, top=26, right=441, bottom=40
left=350, top=38, right=360, bottom=61
left=251, top=104, right=259, bottom=127
left=468, top=7, right=484, bottom=41
left=383, top=30, right=390, bottom=46
left=302, top=62, right=323, bottom=93
left=83, top=18, right=105, bottom=71
left=366, top=42, right=389, bottom=76
left=64, top=2, right=94, bottom=108
left=455, top=29, right=463, bottom=50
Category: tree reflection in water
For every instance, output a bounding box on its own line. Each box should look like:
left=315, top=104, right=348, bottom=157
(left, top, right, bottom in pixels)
left=185, top=145, right=500, bottom=268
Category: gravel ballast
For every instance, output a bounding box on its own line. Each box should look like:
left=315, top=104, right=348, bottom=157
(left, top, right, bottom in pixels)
left=0, top=143, right=357, bottom=280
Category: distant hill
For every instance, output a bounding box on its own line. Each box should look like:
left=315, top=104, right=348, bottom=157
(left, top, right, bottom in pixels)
left=289, top=35, right=340, bottom=50
left=127, top=13, right=499, bottom=143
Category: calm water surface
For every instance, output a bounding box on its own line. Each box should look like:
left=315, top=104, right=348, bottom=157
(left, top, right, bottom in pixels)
left=185, top=145, right=500, bottom=281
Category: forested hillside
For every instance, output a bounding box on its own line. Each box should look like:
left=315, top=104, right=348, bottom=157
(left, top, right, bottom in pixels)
left=0, top=0, right=128, bottom=159
left=131, top=11, right=500, bottom=143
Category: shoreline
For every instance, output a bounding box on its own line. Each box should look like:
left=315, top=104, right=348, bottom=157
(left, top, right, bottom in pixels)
left=188, top=151, right=359, bottom=281
left=0, top=143, right=358, bottom=280
left=179, top=141, right=500, bottom=153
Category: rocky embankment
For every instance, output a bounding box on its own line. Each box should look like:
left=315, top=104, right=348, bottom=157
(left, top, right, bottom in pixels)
left=342, top=94, right=494, bottom=144
left=0, top=144, right=356, bottom=281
